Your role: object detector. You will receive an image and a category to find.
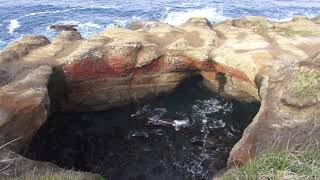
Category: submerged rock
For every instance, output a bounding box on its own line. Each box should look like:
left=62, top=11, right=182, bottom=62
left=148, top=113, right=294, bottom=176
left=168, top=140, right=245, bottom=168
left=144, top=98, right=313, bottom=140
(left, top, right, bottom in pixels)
left=50, top=24, right=78, bottom=32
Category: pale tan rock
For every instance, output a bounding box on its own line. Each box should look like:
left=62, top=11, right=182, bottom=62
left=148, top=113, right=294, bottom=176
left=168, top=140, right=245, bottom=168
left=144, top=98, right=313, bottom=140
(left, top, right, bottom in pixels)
left=0, top=35, right=49, bottom=63
left=228, top=60, right=320, bottom=165
left=0, top=65, right=52, bottom=152
left=1, top=16, right=320, bottom=167
left=0, top=148, right=102, bottom=180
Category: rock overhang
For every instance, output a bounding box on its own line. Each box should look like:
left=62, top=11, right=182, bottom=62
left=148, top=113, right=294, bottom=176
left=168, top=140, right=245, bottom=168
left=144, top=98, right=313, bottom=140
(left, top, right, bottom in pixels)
left=0, top=15, right=320, bottom=168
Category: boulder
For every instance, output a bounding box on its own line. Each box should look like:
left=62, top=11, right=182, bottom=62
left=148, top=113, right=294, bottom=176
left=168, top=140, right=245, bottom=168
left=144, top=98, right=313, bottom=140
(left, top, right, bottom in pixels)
left=0, top=36, right=49, bottom=63
left=0, top=65, right=52, bottom=152
left=50, top=24, right=78, bottom=32
left=52, top=31, right=83, bottom=43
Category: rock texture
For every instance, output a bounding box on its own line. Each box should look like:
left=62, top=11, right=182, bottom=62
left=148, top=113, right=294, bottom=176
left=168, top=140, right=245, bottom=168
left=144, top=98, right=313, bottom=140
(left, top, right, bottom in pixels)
left=0, top=35, right=50, bottom=64
left=0, top=148, right=102, bottom=179
left=0, top=65, right=52, bottom=152
left=228, top=55, right=320, bottom=165
left=50, top=24, right=78, bottom=32
left=1, top=16, right=320, bottom=170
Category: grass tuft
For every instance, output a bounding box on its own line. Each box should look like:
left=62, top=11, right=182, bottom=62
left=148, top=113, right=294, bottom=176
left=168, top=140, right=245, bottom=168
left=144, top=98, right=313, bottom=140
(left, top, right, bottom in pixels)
left=5, top=170, right=106, bottom=180
left=220, top=149, right=320, bottom=180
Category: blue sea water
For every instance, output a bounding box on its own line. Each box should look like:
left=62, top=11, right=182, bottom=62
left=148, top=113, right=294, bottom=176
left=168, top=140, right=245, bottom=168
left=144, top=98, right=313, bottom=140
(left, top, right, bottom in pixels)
left=0, top=0, right=320, bottom=49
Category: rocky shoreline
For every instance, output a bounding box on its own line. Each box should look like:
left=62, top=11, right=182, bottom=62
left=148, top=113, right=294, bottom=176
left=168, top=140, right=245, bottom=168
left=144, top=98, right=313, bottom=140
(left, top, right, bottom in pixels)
left=0, top=16, right=320, bottom=179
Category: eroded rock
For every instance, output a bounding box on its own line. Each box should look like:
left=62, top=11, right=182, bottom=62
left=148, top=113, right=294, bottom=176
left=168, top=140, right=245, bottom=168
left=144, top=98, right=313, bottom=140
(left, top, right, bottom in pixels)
left=0, top=36, right=50, bottom=63
left=0, top=148, right=102, bottom=179
left=228, top=59, right=320, bottom=166
left=0, top=65, right=52, bottom=152
left=50, top=24, right=78, bottom=32
left=1, top=16, right=320, bottom=169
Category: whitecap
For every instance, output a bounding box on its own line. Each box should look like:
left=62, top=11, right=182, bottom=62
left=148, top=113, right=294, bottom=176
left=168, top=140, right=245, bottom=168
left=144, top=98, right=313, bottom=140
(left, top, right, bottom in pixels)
left=78, top=22, right=103, bottom=29
left=173, top=119, right=190, bottom=131
left=163, top=7, right=230, bottom=26
left=24, top=8, right=78, bottom=17
left=113, top=20, right=128, bottom=27
left=54, top=20, right=80, bottom=25
left=8, top=19, right=20, bottom=34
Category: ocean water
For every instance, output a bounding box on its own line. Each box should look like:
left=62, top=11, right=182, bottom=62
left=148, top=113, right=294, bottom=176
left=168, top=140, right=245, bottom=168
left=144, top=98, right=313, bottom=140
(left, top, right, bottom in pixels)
left=0, top=0, right=320, bottom=49
left=26, top=77, right=259, bottom=180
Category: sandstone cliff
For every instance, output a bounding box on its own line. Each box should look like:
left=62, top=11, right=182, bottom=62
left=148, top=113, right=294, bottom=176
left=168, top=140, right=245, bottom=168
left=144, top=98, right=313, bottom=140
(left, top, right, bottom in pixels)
left=0, top=16, right=320, bottom=177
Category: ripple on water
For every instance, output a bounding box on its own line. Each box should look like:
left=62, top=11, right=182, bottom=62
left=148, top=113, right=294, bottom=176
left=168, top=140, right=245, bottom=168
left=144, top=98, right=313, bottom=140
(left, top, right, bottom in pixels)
left=26, top=83, right=260, bottom=179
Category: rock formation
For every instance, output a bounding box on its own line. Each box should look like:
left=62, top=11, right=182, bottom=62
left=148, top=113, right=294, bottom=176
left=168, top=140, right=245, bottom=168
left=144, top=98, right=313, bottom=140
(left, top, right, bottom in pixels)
left=228, top=55, right=320, bottom=165
left=50, top=24, right=78, bottom=32
left=0, top=65, right=52, bottom=152
left=0, top=15, right=320, bottom=177
left=0, top=148, right=102, bottom=179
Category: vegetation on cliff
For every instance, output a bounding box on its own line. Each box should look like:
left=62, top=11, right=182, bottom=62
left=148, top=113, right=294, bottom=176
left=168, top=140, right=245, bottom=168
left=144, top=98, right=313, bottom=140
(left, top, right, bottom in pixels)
left=6, top=170, right=105, bottom=180
left=220, top=148, right=320, bottom=180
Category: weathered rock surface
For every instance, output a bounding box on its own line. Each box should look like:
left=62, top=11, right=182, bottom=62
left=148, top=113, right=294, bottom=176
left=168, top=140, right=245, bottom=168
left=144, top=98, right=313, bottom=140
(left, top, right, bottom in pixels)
left=50, top=24, right=78, bottom=32
left=228, top=56, right=320, bottom=165
left=9, top=16, right=317, bottom=112
left=0, top=148, right=102, bottom=179
left=1, top=16, right=320, bottom=171
left=0, top=65, right=52, bottom=152
left=0, top=35, right=50, bottom=64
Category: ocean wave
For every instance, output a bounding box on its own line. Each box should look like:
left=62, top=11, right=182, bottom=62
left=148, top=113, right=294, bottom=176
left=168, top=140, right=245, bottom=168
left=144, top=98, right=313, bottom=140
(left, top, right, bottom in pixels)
left=45, top=21, right=105, bottom=38
left=24, top=8, right=80, bottom=17
left=163, top=7, right=230, bottom=25
left=78, top=22, right=103, bottom=29
left=113, top=19, right=128, bottom=27
left=8, top=19, right=21, bottom=34
left=52, top=21, right=104, bottom=30
left=266, top=10, right=318, bottom=22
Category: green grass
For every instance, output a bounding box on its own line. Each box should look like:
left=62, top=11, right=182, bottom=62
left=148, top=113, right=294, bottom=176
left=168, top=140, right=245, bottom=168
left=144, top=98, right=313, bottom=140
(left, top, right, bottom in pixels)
left=6, top=170, right=106, bottom=180
left=220, top=149, right=320, bottom=180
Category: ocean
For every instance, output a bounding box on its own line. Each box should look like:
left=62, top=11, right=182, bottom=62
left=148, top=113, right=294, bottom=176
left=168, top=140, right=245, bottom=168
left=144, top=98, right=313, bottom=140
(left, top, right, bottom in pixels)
left=0, top=0, right=319, bottom=49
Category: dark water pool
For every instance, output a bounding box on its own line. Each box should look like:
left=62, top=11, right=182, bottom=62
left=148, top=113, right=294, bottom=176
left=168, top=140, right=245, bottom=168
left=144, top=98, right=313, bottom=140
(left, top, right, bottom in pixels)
left=26, top=77, right=259, bottom=180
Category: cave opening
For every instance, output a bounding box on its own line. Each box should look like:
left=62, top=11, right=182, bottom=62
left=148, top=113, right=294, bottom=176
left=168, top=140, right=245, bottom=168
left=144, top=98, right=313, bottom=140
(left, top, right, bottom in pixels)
left=25, top=75, right=260, bottom=180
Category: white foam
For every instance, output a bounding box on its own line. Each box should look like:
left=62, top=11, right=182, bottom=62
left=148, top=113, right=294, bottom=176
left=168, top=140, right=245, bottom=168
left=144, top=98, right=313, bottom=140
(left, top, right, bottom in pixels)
left=54, top=20, right=80, bottom=25
left=163, top=7, right=229, bottom=26
left=113, top=19, right=128, bottom=27
left=78, top=22, right=103, bottom=29
left=173, top=119, right=190, bottom=131
left=8, top=19, right=20, bottom=34
left=24, top=8, right=78, bottom=17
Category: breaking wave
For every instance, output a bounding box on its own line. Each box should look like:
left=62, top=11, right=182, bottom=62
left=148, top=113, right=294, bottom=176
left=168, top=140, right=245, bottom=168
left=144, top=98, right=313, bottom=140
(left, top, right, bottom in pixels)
left=0, top=0, right=319, bottom=49
left=163, top=7, right=230, bottom=25
left=7, top=19, right=20, bottom=34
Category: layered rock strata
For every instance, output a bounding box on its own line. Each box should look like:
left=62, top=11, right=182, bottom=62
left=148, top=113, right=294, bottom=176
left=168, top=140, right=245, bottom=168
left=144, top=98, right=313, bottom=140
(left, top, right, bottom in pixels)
left=0, top=16, right=320, bottom=174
